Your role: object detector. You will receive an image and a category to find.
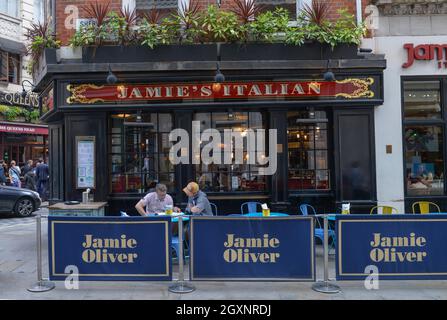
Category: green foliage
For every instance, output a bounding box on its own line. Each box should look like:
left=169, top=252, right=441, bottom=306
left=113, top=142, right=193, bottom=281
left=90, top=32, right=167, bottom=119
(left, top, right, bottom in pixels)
left=0, top=105, right=40, bottom=123
left=68, top=5, right=365, bottom=49
left=25, top=21, right=60, bottom=72
left=198, top=5, right=241, bottom=43
left=285, top=9, right=365, bottom=48
left=249, top=7, right=290, bottom=43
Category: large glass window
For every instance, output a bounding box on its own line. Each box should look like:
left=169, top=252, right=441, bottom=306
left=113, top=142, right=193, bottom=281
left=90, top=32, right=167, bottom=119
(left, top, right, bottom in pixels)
left=0, top=50, right=20, bottom=85
left=109, top=112, right=174, bottom=194
left=403, top=80, right=444, bottom=196
left=287, top=110, right=330, bottom=190
left=0, top=0, right=19, bottom=17
left=193, top=111, right=267, bottom=192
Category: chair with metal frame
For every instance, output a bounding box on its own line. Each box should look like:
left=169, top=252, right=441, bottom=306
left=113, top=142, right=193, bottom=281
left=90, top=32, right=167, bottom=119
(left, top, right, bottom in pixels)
left=299, top=204, right=336, bottom=247
left=370, top=205, right=398, bottom=215
left=412, top=201, right=441, bottom=214
left=240, top=201, right=262, bottom=214
left=209, top=202, right=218, bottom=216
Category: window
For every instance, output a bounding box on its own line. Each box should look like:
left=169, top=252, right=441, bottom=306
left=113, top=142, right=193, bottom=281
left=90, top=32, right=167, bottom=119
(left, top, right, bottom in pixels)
left=0, top=0, right=19, bottom=18
left=258, top=0, right=298, bottom=20
left=193, top=111, right=267, bottom=192
left=403, top=80, right=445, bottom=196
left=33, top=0, right=52, bottom=24
left=109, top=113, right=175, bottom=194
left=0, top=50, right=20, bottom=85
left=135, top=0, right=178, bottom=20
left=287, top=110, right=330, bottom=190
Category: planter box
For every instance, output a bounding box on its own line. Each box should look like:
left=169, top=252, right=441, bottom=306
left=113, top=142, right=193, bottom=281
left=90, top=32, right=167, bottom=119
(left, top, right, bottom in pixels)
left=81, top=43, right=359, bottom=63
left=82, top=44, right=219, bottom=63
left=220, top=43, right=359, bottom=61
left=32, top=48, right=57, bottom=81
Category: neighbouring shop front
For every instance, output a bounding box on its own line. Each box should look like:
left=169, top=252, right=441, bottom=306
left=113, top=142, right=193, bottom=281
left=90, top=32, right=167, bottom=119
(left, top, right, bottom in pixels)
left=374, top=36, right=447, bottom=213
left=0, top=121, right=48, bottom=166
left=36, top=45, right=385, bottom=215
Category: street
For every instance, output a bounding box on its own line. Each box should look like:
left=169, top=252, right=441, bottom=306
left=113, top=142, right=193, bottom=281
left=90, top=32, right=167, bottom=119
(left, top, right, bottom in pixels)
left=0, top=208, right=447, bottom=300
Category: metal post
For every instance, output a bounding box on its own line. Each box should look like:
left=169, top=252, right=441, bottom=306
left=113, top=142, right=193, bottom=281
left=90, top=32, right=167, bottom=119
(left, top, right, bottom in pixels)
left=27, top=214, right=55, bottom=292
left=312, top=214, right=341, bottom=294
left=169, top=215, right=195, bottom=294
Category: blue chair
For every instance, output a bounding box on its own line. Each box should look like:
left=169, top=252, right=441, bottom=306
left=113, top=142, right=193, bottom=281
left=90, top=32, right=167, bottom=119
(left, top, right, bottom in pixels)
left=210, top=202, right=218, bottom=216
left=241, top=202, right=262, bottom=214
left=299, top=204, right=336, bottom=247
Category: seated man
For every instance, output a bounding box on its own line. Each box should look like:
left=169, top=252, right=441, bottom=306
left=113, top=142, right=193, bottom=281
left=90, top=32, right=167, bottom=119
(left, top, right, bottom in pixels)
left=135, top=183, right=173, bottom=215
left=174, top=182, right=213, bottom=216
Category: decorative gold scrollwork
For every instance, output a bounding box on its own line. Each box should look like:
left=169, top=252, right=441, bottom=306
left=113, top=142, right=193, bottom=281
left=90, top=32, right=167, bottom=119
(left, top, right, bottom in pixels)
left=335, top=77, right=375, bottom=99
left=66, top=84, right=106, bottom=104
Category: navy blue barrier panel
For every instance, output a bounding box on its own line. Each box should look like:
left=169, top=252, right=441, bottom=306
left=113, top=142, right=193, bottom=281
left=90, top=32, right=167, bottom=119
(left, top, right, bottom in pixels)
left=48, top=216, right=172, bottom=281
left=336, top=214, right=447, bottom=280
left=189, top=216, right=315, bottom=281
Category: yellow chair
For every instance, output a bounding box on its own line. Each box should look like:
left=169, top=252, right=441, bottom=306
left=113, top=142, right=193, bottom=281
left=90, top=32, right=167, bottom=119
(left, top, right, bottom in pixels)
left=411, top=201, right=441, bottom=214
left=370, top=206, right=397, bottom=215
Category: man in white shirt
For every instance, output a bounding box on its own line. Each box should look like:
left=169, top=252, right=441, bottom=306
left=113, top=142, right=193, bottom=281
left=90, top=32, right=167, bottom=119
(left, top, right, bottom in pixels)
left=135, top=183, right=173, bottom=215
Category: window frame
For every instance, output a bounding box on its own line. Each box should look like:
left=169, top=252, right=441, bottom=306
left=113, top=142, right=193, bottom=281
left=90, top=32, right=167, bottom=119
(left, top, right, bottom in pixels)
left=192, top=111, right=269, bottom=194
left=286, top=110, right=332, bottom=192
left=401, top=76, right=447, bottom=198
left=0, top=50, right=21, bottom=85
left=108, top=112, right=175, bottom=195
left=0, top=0, right=19, bottom=18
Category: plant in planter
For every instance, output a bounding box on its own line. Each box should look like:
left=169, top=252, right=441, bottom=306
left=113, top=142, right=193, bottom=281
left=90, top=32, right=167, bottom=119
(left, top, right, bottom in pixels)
left=198, top=5, right=242, bottom=43
left=170, top=0, right=203, bottom=44
left=229, top=0, right=263, bottom=42
left=25, top=20, right=60, bottom=72
left=249, top=7, right=290, bottom=43
left=69, top=1, right=111, bottom=47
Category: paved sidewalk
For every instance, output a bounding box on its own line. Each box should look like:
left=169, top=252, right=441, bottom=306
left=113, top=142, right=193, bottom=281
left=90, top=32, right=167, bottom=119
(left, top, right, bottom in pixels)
left=1, top=210, right=447, bottom=300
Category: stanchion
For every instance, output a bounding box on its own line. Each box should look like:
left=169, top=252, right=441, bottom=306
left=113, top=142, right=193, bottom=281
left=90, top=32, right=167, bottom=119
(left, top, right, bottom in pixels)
left=27, top=214, right=55, bottom=292
left=312, top=214, right=341, bottom=294
left=169, top=215, right=195, bottom=294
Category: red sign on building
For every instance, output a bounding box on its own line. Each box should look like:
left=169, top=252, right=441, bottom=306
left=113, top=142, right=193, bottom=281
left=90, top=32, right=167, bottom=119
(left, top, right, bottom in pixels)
left=66, top=78, right=376, bottom=104
left=0, top=122, right=48, bottom=135
left=403, top=43, right=447, bottom=69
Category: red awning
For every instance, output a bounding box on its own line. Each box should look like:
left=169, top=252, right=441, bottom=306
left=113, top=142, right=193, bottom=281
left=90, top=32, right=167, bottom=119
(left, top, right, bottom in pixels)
left=0, top=122, right=48, bottom=135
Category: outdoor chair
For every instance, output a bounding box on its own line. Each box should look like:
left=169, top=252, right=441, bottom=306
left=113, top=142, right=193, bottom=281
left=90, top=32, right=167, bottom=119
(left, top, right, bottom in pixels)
left=412, top=201, right=441, bottom=214
left=210, top=202, right=218, bottom=216
left=299, top=204, right=335, bottom=247
left=370, top=205, right=397, bottom=215
left=240, top=202, right=262, bottom=214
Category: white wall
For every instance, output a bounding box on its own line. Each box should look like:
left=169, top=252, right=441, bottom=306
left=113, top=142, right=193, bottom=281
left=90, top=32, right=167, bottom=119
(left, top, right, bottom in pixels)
left=0, top=0, right=34, bottom=94
left=372, top=35, right=447, bottom=213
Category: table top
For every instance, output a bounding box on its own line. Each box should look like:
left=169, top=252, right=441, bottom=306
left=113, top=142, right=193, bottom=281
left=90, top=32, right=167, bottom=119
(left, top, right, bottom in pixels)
left=230, top=212, right=290, bottom=217
left=49, top=202, right=108, bottom=210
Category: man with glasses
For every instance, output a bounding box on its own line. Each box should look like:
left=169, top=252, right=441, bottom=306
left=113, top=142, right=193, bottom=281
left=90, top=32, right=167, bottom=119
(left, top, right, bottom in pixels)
left=135, top=183, right=173, bottom=216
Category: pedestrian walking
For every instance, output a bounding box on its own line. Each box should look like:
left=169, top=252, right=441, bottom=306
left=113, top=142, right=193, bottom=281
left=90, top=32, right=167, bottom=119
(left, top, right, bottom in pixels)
left=36, top=159, right=49, bottom=200
left=0, top=159, right=6, bottom=186
left=9, top=160, right=21, bottom=188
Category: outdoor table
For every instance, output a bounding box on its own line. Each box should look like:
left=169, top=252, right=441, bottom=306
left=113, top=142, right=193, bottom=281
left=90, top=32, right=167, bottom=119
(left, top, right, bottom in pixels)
left=49, top=202, right=107, bottom=217
left=229, top=212, right=289, bottom=217
left=147, top=212, right=190, bottom=223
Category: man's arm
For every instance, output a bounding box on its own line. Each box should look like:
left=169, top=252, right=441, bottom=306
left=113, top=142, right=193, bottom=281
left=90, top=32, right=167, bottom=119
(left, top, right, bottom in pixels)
left=135, top=200, right=147, bottom=216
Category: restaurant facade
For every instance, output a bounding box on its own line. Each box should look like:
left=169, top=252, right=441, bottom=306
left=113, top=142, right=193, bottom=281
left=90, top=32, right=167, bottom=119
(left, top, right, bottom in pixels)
left=35, top=44, right=385, bottom=215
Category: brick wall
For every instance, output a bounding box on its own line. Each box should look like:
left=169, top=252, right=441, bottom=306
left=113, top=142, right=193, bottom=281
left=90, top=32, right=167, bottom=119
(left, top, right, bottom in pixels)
left=55, top=0, right=370, bottom=45
left=56, top=0, right=122, bottom=45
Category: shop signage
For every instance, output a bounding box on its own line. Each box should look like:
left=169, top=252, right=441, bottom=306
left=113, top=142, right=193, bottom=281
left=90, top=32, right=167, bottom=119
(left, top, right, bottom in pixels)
left=48, top=216, right=172, bottom=281
left=75, top=136, right=95, bottom=189
left=189, top=216, right=315, bottom=281
left=66, top=78, right=376, bottom=104
left=0, top=122, right=48, bottom=135
left=403, top=43, right=447, bottom=69
left=336, top=214, right=447, bottom=280
left=0, top=91, right=39, bottom=108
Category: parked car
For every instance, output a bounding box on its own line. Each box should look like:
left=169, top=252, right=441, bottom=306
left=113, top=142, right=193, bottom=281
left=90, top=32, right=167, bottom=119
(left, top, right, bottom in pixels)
left=0, top=185, right=41, bottom=217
